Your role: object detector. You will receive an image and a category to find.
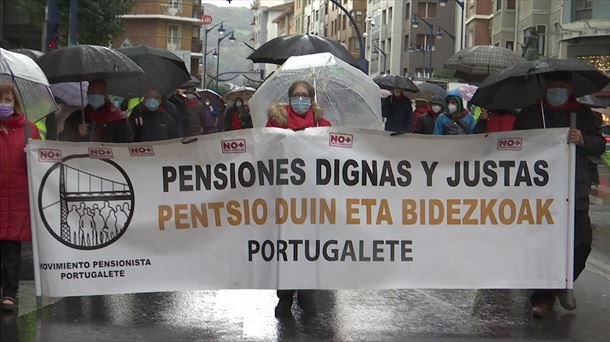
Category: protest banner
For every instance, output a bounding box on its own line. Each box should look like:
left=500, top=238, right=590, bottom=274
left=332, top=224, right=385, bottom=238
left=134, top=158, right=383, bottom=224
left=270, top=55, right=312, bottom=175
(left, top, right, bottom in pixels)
left=27, top=128, right=573, bottom=297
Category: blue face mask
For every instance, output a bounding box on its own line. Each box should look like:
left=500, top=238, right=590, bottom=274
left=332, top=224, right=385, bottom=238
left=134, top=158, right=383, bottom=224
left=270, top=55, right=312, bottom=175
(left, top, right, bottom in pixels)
left=87, top=94, right=105, bottom=110
left=290, top=96, right=311, bottom=115
left=186, top=93, right=196, bottom=100
left=546, top=87, right=568, bottom=106
left=144, top=98, right=160, bottom=111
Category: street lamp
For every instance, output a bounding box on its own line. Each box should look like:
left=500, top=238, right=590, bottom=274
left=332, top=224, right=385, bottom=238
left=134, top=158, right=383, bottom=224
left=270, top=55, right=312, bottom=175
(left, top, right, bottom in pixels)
left=202, top=21, right=225, bottom=89
left=435, top=25, right=456, bottom=41
left=438, top=0, right=464, bottom=50
left=216, top=30, right=236, bottom=89
left=373, top=44, right=387, bottom=74
left=412, top=14, right=434, bottom=76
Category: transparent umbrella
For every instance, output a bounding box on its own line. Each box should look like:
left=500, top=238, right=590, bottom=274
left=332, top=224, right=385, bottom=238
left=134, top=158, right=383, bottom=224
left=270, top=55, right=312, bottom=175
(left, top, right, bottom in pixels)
left=249, top=53, right=382, bottom=129
left=0, top=48, right=57, bottom=123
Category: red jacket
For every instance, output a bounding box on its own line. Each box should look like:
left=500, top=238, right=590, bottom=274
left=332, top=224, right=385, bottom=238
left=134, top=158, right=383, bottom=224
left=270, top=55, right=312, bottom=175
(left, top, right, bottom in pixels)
left=266, top=103, right=331, bottom=130
left=1, top=113, right=40, bottom=241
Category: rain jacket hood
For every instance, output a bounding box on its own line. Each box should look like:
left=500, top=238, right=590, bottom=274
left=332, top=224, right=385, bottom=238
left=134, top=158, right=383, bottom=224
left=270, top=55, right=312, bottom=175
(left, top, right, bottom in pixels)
left=445, top=89, right=467, bottom=118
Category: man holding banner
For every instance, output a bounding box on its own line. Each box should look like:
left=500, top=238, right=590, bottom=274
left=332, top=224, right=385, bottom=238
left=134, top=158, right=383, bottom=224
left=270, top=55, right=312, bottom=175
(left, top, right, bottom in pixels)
left=516, top=71, right=606, bottom=318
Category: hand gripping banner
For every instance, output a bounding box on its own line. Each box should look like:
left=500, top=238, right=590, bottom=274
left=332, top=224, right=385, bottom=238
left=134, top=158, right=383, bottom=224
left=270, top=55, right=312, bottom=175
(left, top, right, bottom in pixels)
left=27, top=128, right=573, bottom=297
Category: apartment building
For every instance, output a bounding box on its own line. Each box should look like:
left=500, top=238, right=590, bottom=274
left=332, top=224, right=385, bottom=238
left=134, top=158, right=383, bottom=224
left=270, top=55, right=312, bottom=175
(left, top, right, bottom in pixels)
left=112, top=0, right=203, bottom=76
left=365, top=0, right=457, bottom=78
left=324, top=0, right=367, bottom=59
left=464, top=0, right=493, bottom=47
left=251, top=1, right=294, bottom=77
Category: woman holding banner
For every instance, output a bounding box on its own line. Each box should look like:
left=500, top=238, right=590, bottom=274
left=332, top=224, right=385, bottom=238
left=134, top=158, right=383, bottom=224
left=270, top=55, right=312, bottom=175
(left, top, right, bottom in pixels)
left=266, top=80, right=330, bottom=317
left=0, top=82, right=41, bottom=312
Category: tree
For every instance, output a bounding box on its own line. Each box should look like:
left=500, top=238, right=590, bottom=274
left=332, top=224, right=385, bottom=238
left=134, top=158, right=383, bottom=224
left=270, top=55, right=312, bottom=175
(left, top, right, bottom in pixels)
left=18, top=0, right=135, bottom=46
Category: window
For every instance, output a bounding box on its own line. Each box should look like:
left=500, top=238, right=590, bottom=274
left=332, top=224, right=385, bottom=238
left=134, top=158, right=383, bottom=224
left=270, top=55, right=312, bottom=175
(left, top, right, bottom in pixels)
left=403, top=68, right=408, bottom=76
left=342, top=15, right=347, bottom=30
left=382, top=10, right=387, bottom=25
left=167, top=24, right=180, bottom=51
left=387, top=38, right=391, bottom=54
left=496, top=0, right=502, bottom=11
left=388, top=7, right=393, bottom=24
left=192, top=26, right=199, bottom=39
left=506, top=41, right=514, bottom=50
left=573, top=0, right=593, bottom=20
left=416, top=34, right=435, bottom=51
left=404, top=34, right=410, bottom=52
left=507, top=0, right=515, bottom=10
left=537, top=25, right=546, bottom=56
left=405, top=3, right=410, bottom=20
left=417, top=2, right=437, bottom=18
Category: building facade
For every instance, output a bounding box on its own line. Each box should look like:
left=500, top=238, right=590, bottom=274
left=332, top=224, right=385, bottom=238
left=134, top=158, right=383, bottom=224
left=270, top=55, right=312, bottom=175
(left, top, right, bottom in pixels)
left=464, top=0, right=493, bottom=47
left=365, top=0, right=457, bottom=78
left=251, top=1, right=294, bottom=78
left=325, top=0, right=367, bottom=59
left=113, top=0, right=203, bottom=76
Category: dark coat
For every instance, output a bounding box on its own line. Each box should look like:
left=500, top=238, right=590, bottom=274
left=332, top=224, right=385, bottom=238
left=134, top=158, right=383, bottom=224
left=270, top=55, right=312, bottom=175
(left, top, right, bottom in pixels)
left=224, top=106, right=253, bottom=131
left=163, top=100, right=184, bottom=137
left=414, top=112, right=439, bottom=134
left=129, top=104, right=178, bottom=142
left=60, top=102, right=133, bottom=143
left=515, top=97, right=606, bottom=211
left=1, top=113, right=40, bottom=241
left=382, top=95, right=413, bottom=133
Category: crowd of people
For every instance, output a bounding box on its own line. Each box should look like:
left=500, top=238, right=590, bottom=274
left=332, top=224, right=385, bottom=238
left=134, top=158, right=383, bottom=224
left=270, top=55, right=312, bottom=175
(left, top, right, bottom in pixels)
left=0, top=71, right=606, bottom=321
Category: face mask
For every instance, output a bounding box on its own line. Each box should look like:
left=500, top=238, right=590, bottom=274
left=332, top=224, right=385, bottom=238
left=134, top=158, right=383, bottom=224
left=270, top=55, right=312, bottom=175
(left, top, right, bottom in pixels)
left=235, top=101, right=242, bottom=107
left=448, top=104, right=458, bottom=114
left=186, top=94, right=196, bottom=100
left=431, top=105, right=442, bottom=113
left=205, top=101, right=211, bottom=106
left=144, top=98, right=160, bottom=111
left=393, top=89, right=402, bottom=96
left=0, top=104, right=14, bottom=119
left=87, top=94, right=105, bottom=110
left=290, top=96, right=312, bottom=115
left=546, top=87, right=568, bottom=106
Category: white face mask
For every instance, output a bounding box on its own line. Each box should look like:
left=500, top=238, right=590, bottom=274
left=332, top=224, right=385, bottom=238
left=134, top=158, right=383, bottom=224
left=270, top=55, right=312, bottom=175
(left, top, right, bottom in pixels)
left=393, top=89, right=402, bottom=96
left=448, top=104, right=458, bottom=114
left=546, top=87, right=569, bottom=106
left=431, top=105, right=442, bottom=113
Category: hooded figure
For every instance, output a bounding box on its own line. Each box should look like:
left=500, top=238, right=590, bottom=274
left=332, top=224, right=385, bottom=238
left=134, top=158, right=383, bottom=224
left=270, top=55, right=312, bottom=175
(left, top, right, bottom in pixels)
left=433, top=90, right=475, bottom=135
left=515, top=70, right=605, bottom=318
left=415, top=95, right=443, bottom=134
left=382, top=89, right=413, bottom=133
left=224, top=97, right=253, bottom=131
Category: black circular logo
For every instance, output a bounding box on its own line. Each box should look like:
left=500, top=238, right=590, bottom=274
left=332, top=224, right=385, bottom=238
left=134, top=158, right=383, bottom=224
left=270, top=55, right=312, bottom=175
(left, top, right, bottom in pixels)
left=38, top=154, right=135, bottom=250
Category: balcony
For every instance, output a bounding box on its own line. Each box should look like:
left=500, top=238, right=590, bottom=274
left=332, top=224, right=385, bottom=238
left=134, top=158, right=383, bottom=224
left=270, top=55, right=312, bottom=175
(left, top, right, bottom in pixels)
left=191, top=39, right=202, bottom=53
left=162, top=3, right=181, bottom=16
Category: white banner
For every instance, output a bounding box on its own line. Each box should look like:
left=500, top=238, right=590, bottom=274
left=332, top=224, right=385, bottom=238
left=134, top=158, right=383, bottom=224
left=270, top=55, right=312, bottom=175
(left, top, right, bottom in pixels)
left=27, top=128, right=573, bottom=297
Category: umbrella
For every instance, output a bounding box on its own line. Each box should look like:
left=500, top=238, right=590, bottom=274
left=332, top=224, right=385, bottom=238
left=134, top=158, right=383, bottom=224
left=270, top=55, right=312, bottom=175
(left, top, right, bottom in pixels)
left=0, top=48, right=57, bottom=123
left=113, top=45, right=191, bottom=97
left=50, top=82, right=89, bottom=106
left=181, top=75, right=201, bottom=89
left=198, top=89, right=225, bottom=113
left=470, top=58, right=610, bottom=110
left=444, top=45, right=525, bottom=84
left=247, top=34, right=359, bottom=68
left=224, top=86, right=256, bottom=102
left=412, top=82, right=447, bottom=102
left=37, top=45, right=144, bottom=83
left=373, top=74, right=419, bottom=92
left=458, top=84, right=478, bottom=102
left=380, top=89, right=392, bottom=98
left=10, top=48, right=44, bottom=61
left=249, top=52, right=382, bottom=129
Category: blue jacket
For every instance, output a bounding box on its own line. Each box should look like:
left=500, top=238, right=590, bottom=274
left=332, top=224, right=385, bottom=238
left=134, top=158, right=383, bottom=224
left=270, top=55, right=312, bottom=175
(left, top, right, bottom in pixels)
left=433, top=90, right=475, bottom=135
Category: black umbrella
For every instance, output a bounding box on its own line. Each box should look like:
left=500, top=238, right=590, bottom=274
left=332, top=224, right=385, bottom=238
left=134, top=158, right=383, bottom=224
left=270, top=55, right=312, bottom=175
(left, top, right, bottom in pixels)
left=470, top=58, right=610, bottom=110
left=413, top=82, right=447, bottom=102
left=37, top=45, right=144, bottom=83
left=180, top=75, right=201, bottom=89
left=373, top=74, right=419, bottom=92
left=444, top=45, right=524, bottom=84
left=113, top=45, right=191, bottom=97
left=247, top=34, right=359, bottom=68
left=10, top=48, right=44, bottom=61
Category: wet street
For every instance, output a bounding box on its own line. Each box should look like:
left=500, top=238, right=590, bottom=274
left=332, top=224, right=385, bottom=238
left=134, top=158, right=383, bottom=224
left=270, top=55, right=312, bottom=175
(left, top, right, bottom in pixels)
left=2, top=165, right=609, bottom=342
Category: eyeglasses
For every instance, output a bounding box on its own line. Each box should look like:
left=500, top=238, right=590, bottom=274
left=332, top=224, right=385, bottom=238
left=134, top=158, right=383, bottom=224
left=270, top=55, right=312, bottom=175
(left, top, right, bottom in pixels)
left=290, top=95, right=309, bottom=100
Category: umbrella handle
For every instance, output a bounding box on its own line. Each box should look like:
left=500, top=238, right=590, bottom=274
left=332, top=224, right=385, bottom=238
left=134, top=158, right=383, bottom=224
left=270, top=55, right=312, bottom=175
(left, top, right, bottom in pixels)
left=80, top=82, right=86, bottom=124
